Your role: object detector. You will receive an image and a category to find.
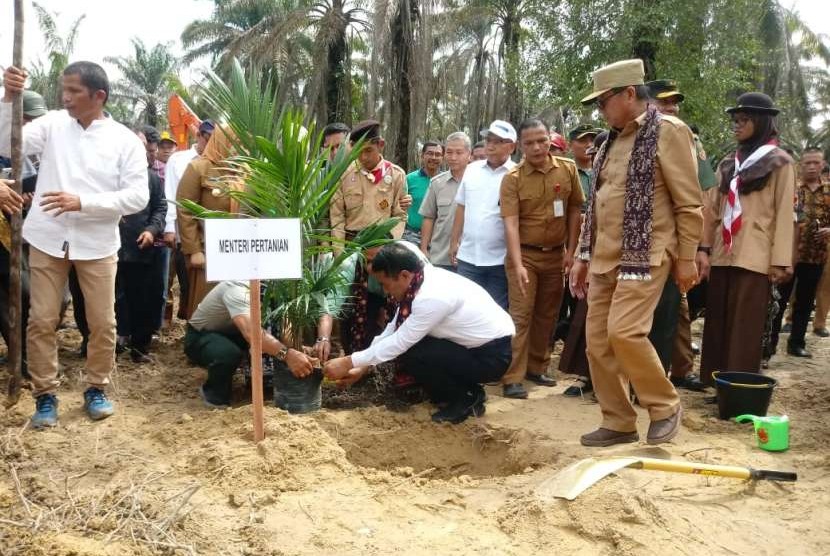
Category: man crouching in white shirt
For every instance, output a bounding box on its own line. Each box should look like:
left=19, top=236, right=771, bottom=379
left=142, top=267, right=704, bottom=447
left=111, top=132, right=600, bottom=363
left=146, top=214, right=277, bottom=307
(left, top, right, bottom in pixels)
left=324, top=242, right=515, bottom=424
left=1, top=63, right=149, bottom=428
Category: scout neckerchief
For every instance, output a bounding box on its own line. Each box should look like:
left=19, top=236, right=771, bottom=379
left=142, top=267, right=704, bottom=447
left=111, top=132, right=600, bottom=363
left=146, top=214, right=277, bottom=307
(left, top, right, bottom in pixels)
left=579, top=105, right=662, bottom=280
left=358, top=159, right=393, bottom=185
left=722, top=141, right=777, bottom=253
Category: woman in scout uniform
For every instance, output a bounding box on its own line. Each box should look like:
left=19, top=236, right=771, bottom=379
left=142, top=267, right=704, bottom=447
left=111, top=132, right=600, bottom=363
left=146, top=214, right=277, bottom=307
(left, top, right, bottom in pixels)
left=700, top=92, right=796, bottom=383
left=176, top=126, right=240, bottom=319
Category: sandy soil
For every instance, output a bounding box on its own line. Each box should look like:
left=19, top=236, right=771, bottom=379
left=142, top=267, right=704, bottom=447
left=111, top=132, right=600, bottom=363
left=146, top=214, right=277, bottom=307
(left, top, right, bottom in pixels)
left=1, top=318, right=829, bottom=556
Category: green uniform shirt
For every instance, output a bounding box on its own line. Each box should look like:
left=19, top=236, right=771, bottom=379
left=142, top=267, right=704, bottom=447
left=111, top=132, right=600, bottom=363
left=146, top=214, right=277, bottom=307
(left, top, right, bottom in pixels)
left=405, top=168, right=431, bottom=231
left=695, top=135, right=717, bottom=191
left=577, top=166, right=592, bottom=212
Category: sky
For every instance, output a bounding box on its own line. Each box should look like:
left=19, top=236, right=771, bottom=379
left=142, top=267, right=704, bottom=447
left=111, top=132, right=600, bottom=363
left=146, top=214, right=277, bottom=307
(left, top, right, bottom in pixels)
left=0, top=0, right=828, bottom=86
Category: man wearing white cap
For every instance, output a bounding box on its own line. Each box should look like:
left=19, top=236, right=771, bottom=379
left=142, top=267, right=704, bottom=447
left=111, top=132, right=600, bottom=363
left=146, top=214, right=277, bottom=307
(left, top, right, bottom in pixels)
left=569, top=59, right=703, bottom=447
left=449, top=120, right=517, bottom=310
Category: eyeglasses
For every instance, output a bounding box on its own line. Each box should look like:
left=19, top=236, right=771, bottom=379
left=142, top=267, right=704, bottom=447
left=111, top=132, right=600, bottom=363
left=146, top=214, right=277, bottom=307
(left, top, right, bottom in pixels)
left=597, top=88, right=625, bottom=110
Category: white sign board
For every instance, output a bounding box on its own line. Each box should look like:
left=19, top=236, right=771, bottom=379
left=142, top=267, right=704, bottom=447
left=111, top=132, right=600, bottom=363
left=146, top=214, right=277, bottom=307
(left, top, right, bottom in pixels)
left=205, top=218, right=303, bottom=281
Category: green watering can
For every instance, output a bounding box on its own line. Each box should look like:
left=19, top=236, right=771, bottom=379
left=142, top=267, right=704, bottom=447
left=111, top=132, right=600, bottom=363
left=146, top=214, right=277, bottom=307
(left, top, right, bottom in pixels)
left=735, top=414, right=789, bottom=452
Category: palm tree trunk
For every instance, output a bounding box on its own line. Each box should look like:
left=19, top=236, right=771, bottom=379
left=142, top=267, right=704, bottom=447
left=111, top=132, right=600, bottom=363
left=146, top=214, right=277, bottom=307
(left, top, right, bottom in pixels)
left=6, top=0, right=25, bottom=406
left=501, top=8, right=523, bottom=125
left=389, top=0, right=418, bottom=167
left=326, top=1, right=352, bottom=124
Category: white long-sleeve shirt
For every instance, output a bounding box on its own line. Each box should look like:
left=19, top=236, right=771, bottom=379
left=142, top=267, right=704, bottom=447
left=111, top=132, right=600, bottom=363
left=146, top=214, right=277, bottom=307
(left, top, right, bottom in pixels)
left=454, top=158, right=515, bottom=266
left=350, top=265, right=515, bottom=367
left=0, top=102, right=149, bottom=260
left=163, top=146, right=199, bottom=235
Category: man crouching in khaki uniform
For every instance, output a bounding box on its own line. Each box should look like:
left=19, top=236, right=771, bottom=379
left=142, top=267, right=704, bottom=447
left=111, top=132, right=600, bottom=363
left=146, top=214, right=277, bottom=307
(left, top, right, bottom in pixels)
left=569, top=59, right=703, bottom=447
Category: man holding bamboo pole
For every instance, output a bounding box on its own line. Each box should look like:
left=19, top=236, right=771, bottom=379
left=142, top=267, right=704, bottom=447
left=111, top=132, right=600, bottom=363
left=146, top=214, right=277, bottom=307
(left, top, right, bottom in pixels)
left=1, top=62, right=148, bottom=428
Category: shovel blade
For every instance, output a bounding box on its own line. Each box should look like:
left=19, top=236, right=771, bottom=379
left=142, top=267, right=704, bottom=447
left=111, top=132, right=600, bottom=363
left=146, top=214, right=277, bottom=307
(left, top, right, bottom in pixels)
left=537, top=457, right=641, bottom=501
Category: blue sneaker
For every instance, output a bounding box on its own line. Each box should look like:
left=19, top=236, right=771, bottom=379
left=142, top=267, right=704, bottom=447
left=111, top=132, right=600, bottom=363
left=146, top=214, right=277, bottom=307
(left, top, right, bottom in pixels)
left=31, top=394, right=59, bottom=428
left=83, top=388, right=114, bottom=421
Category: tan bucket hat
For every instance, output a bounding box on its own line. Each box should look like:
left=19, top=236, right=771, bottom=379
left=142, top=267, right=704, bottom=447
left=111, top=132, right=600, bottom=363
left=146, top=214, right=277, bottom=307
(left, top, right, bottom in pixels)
left=581, top=59, right=645, bottom=105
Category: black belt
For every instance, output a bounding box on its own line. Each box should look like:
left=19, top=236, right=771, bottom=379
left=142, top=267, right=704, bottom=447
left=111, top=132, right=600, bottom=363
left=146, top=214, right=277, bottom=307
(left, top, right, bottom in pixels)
left=520, top=243, right=563, bottom=252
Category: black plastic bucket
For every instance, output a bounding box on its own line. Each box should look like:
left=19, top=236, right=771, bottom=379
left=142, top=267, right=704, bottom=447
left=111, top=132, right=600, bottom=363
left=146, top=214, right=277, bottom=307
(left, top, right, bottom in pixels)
left=273, top=363, right=323, bottom=414
left=712, top=371, right=777, bottom=420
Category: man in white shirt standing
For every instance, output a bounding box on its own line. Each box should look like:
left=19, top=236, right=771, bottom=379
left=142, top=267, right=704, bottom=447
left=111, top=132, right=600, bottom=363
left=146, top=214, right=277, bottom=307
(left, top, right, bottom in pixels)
left=324, top=242, right=515, bottom=424
left=162, top=120, right=214, bottom=324
left=1, top=62, right=149, bottom=428
left=449, top=120, right=517, bottom=309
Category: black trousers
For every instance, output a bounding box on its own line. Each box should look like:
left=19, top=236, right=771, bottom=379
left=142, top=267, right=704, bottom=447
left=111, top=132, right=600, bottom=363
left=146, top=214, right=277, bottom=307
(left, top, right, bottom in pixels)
left=0, top=244, right=30, bottom=367
left=184, top=325, right=248, bottom=405
left=770, top=262, right=825, bottom=351
left=174, top=243, right=190, bottom=319
left=648, top=279, right=681, bottom=372
left=399, top=335, right=512, bottom=403
left=115, top=253, right=167, bottom=352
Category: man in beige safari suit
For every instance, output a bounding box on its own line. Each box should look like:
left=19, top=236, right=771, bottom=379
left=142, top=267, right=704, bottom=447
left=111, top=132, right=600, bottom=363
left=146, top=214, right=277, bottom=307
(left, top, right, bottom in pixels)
left=569, top=59, right=703, bottom=447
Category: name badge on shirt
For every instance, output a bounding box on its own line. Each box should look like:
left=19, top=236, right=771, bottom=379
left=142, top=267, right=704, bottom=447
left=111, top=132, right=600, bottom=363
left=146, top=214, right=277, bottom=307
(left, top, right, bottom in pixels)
left=553, top=199, right=565, bottom=217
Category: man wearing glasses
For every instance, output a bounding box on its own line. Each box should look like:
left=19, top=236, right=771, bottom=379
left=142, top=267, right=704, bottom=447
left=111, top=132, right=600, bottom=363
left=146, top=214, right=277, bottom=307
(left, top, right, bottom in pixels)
left=569, top=59, right=703, bottom=447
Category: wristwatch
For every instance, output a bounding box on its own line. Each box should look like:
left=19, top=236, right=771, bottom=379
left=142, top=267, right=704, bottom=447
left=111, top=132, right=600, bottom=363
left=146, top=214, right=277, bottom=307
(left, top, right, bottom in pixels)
left=276, top=346, right=289, bottom=362
left=697, top=246, right=712, bottom=256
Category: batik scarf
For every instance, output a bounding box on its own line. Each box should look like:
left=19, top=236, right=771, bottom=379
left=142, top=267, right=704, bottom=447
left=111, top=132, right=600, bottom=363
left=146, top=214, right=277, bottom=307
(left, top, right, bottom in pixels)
left=579, top=105, right=662, bottom=280
left=348, top=261, right=373, bottom=352
left=391, top=268, right=425, bottom=388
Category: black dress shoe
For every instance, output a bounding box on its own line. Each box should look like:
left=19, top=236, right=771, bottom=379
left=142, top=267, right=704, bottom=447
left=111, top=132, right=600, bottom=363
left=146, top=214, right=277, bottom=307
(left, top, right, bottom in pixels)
left=787, top=346, right=812, bottom=358
left=814, top=328, right=830, bottom=338
left=563, top=378, right=592, bottom=397
left=526, top=373, right=557, bottom=387
left=130, top=349, right=153, bottom=363
left=503, top=383, right=529, bottom=399
left=670, top=373, right=707, bottom=392
left=431, top=389, right=485, bottom=424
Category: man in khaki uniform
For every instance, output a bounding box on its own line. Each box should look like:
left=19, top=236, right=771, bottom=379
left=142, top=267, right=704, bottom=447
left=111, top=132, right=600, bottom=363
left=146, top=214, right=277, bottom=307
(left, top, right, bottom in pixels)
left=570, top=59, right=703, bottom=447
left=330, top=120, right=407, bottom=247
left=500, top=119, right=584, bottom=399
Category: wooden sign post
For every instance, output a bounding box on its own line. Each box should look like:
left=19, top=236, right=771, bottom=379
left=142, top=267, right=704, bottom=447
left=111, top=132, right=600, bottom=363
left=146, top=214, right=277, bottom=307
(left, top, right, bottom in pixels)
left=204, top=219, right=302, bottom=442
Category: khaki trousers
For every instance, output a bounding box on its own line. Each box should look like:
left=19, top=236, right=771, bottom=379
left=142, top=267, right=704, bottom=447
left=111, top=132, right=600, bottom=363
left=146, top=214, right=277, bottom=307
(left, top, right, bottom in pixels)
left=28, top=247, right=117, bottom=396
left=502, top=247, right=564, bottom=384
left=586, top=259, right=681, bottom=432
left=813, top=256, right=830, bottom=330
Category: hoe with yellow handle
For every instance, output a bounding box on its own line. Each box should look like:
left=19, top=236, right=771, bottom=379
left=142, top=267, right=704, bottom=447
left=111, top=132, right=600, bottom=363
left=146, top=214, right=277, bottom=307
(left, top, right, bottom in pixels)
left=537, top=456, right=797, bottom=501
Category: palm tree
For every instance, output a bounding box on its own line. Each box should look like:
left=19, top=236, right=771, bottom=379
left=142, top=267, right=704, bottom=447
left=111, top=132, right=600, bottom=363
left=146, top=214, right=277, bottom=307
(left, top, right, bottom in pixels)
left=105, top=39, right=179, bottom=127
left=29, top=1, right=86, bottom=108
left=306, top=0, right=370, bottom=125
left=179, top=59, right=396, bottom=350
left=181, top=0, right=282, bottom=68
left=758, top=0, right=830, bottom=142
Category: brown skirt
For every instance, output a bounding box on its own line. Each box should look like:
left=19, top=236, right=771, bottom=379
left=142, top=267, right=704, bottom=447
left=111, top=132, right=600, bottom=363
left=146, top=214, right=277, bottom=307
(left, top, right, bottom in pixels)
left=700, top=266, right=770, bottom=384
left=558, top=297, right=589, bottom=378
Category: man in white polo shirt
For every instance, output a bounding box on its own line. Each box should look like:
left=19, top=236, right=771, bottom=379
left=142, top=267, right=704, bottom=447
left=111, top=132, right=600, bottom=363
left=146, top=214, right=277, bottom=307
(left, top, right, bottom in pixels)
left=324, top=242, right=515, bottom=424
left=449, top=120, right=516, bottom=309
left=1, top=62, right=148, bottom=428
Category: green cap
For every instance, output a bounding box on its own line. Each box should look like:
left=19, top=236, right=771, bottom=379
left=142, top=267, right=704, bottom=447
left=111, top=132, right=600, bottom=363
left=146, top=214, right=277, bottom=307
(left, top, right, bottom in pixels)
left=22, top=90, right=48, bottom=118
left=568, top=123, right=603, bottom=141
left=646, top=79, right=685, bottom=102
